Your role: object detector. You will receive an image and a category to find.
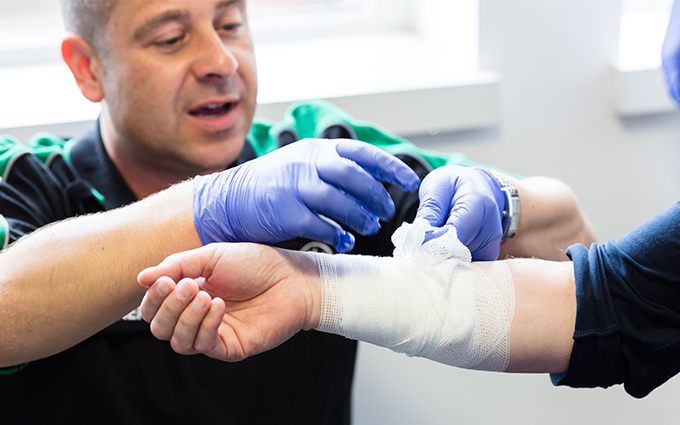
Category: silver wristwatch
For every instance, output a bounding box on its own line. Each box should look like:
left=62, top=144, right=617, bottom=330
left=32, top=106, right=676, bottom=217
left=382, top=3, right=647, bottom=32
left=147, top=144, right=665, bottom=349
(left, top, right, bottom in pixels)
left=488, top=169, right=520, bottom=244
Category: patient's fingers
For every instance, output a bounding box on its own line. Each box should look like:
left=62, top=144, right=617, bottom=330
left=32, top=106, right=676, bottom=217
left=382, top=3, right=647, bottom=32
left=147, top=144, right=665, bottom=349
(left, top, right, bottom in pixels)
left=193, top=298, right=228, bottom=359
left=148, top=278, right=199, bottom=342
left=141, top=276, right=177, bottom=323
left=170, top=290, right=213, bottom=355
left=137, top=245, right=219, bottom=288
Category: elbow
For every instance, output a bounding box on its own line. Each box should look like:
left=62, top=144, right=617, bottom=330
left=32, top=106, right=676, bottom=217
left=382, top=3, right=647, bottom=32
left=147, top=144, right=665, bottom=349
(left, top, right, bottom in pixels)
left=551, top=178, right=596, bottom=246
left=525, top=175, right=596, bottom=243
left=506, top=176, right=597, bottom=260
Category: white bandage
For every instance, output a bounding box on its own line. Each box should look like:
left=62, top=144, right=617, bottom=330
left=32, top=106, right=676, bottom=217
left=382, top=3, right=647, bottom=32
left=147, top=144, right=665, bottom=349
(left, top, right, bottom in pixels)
left=313, top=219, right=515, bottom=371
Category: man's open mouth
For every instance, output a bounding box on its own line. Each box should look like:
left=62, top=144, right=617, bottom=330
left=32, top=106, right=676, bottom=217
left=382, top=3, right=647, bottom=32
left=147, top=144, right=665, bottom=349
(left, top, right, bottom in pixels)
left=188, top=102, right=236, bottom=118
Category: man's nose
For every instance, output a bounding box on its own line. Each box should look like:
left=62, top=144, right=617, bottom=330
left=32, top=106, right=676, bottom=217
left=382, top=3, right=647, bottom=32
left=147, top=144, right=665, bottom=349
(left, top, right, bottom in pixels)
left=191, top=30, right=239, bottom=81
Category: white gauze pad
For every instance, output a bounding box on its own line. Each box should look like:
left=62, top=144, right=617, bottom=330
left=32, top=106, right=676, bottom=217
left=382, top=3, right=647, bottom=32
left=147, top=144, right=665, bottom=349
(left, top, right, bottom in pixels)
left=313, top=218, right=515, bottom=371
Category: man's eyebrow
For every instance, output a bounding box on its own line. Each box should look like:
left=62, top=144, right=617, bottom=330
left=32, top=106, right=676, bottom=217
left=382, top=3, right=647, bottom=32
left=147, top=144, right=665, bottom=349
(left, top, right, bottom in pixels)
left=216, top=0, right=244, bottom=13
left=133, top=9, right=191, bottom=42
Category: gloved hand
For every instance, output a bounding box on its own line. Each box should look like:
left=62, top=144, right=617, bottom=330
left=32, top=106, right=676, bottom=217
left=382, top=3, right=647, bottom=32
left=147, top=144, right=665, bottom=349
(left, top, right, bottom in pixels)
left=415, top=165, right=506, bottom=261
left=193, top=139, right=420, bottom=253
left=663, top=0, right=680, bottom=103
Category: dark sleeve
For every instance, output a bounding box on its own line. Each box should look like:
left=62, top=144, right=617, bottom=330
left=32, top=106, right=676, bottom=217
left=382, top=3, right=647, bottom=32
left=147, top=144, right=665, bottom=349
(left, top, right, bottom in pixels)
left=0, top=152, right=104, bottom=248
left=551, top=201, right=680, bottom=398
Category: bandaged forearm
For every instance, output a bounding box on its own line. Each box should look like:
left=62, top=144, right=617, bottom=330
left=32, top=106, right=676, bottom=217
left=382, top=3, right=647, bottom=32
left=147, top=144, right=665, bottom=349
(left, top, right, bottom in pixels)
left=312, top=219, right=515, bottom=371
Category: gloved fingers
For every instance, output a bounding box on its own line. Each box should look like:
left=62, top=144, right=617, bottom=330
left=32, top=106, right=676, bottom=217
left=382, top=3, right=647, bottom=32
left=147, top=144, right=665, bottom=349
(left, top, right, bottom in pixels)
left=444, top=199, right=487, bottom=248
left=667, top=69, right=680, bottom=104
left=665, top=63, right=680, bottom=103
left=423, top=224, right=454, bottom=244
left=416, top=165, right=504, bottom=258
left=415, top=194, right=452, bottom=227
left=299, top=184, right=381, bottom=236
left=334, top=140, right=420, bottom=192
left=663, top=0, right=680, bottom=103
left=470, top=240, right=502, bottom=262
left=316, top=155, right=396, bottom=220
left=446, top=199, right=504, bottom=260
left=415, top=169, right=457, bottom=227
left=291, top=210, right=356, bottom=253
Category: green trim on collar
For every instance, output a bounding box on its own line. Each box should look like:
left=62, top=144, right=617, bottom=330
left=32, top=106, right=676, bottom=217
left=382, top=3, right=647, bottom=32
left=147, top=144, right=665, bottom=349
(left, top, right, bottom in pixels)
left=0, top=136, right=28, bottom=180
left=27, top=133, right=68, bottom=165
left=62, top=138, right=78, bottom=164
left=247, top=120, right=279, bottom=158
left=0, top=214, right=8, bottom=250
left=90, top=187, right=106, bottom=206
left=0, top=362, right=28, bottom=375
left=27, top=133, right=106, bottom=207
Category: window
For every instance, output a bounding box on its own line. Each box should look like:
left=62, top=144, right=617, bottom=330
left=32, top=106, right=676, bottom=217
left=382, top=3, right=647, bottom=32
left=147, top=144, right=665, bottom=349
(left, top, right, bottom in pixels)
left=613, top=0, right=678, bottom=116
left=618, top=0, right=674, bottom=71
left=251, top=0, right=493, bottom=136
left=248, top=0, right=412, bottom=44
left=0, top=0, right=65, bottom=65
left=0, top=0, right=496, bottom=137
left=0, top=0, right=409, bottom=65
left=249, top=0, right=364, bottom=14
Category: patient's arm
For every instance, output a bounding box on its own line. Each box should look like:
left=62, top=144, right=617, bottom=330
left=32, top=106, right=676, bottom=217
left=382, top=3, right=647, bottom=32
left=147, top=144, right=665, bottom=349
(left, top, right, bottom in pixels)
left=504, top=258, right=575, bottom=373
left=140, top=202, right=680, bottom=397
left=138, top=242, right=576, bottom=372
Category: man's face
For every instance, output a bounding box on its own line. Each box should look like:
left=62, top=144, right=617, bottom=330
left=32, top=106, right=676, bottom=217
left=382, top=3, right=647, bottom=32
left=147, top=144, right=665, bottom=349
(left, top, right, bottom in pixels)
left=100, top=0, right=257, bottom=175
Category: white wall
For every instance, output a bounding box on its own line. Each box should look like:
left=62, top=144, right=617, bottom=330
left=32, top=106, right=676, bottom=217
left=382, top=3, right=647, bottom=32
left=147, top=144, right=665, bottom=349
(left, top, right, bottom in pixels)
left=353, top=1, right=680, bottom=424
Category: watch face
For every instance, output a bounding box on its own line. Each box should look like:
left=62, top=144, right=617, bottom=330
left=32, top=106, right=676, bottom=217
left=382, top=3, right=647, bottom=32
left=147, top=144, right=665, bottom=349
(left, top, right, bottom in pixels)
left=508, top=196, right=521, bottom=233
left=300, top=241, right=335, bottom=254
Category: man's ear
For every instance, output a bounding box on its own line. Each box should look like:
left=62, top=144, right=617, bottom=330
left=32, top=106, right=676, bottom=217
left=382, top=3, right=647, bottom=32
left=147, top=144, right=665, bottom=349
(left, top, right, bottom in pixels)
left=62, top=35, right=105, bottom=103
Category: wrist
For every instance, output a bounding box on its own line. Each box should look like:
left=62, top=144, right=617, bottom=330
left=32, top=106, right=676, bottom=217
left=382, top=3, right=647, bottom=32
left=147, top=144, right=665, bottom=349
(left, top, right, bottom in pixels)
left=476, top=168, right=521, bottom=244
left=280, top=249, right=322, bottom=331
left=304, top=255, right=322, bottom=330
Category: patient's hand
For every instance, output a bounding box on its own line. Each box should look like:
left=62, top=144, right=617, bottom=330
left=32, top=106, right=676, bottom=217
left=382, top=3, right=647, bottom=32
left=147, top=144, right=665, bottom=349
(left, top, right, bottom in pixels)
left=137, top=243, right=321, bottom=361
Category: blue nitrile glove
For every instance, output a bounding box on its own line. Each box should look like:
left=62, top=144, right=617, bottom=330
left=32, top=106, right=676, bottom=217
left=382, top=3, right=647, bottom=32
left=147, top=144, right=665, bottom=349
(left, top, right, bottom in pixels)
left=193, top=138, right=420, bottom=253
left=415, top=165, right=506, bottom=261
left=663, top=0, right=680, bottom=103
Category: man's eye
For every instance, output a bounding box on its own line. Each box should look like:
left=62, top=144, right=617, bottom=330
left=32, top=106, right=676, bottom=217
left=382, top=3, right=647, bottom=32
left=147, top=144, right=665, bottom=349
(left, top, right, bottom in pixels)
left=221, top=23, right=242, bottom=32
left=157, top=34, right=185, bottom=46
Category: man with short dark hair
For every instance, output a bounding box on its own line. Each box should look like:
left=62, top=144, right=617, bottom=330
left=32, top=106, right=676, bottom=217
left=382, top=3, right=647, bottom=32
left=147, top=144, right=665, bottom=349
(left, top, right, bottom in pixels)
left=0, top=0, right=595, bottom=423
